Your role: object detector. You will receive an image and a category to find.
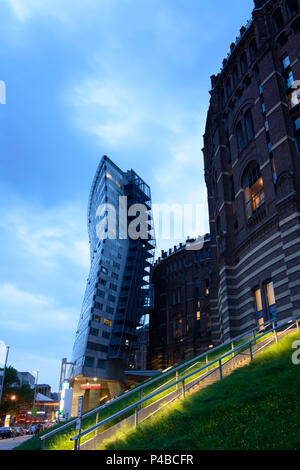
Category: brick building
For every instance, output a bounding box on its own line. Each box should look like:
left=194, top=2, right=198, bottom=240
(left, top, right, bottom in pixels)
left=149, top=0, right=300, bottom=369
left=203, top=0, right=300, bottom=343
left=149, top=238, right=214, bottom=370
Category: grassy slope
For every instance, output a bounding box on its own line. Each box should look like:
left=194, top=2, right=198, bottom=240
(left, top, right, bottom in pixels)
left=97, top=331, right=300, bottom=450
left=16, top=336, right=252, bottom=450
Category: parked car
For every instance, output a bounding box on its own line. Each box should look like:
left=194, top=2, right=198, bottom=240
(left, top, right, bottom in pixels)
left=0, top=427, right=12, bottom=439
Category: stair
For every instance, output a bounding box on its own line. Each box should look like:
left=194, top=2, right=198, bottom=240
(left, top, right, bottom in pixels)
left=79, top=328, right=294, bottom=450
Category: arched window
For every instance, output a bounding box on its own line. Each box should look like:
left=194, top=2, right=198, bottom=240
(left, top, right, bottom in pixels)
left=272, top=8, right=284, bottom=32
left=245, top=110, right=255, bottom=142
left=233, top=66, right=239, bottom=87
left=243, top=163, right=265, bottom=219
left=221, top=89, right=225, bottom=106
left=240, top=52, right=248, bottom=75
left=236, top=121, right=245, bottom=153
left=249, top=39, right=257, bottom=62
left=286, top=0, right=298, bottom=18
left=226, top=77, right=232, bottom=98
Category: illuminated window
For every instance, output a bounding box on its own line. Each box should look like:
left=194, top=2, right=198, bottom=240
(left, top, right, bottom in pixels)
left=104, top=318, right=112, bottom=327
left=254, top=288, right=264, bottom=330
left=92, top=314, right=100, bottom=323
left=196, top=311, right=201, bottom=321
left=174, top=315, right=183, bottom=339
left=271, top=157, right=277, bottom=184
left=243, top=163, right=265, bottom=219
left=106, top=172, right=112, bottom=180
left=255, top=289, right=263, bottom=312
left=265, top=281, right=277, bottom=323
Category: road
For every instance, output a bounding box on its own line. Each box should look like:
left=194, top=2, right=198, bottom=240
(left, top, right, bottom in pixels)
left=0, top=435, right=32, bottom=450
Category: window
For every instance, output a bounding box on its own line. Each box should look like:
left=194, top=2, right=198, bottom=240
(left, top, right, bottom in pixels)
left=94, top=302, right=103, bottom=311
left=96, top=289, right=105, bottom=298
left=286, top=0, right=298, bottom=18
left=282, top=55, right=291, bottom=70
left=104, top=318, right=112, bottom=327
left=207, top=314, right=212, bottom=332
left=245, top=110, right=255, bottom=142
left=102, top=331, right=110, bottom=339
left=92, top=314, right=101, bottom=323
left=106, top=306, right=114, bottom=314
left=84, top=356, right=94, bottom=368
left=240, top=52, right=248, bottom=75
left=226, top=77, right=232, bottom=98
left=249, top=39, right=257, bottom=62
left=287, top=89, right=299, bottom=109
left=97, top=359, right=106, bottom=369
left=294, top=117, right=300, bottom=161
left=174, top=315, right=183, bottom=339
left=90, top=327, right=99, bottom=336
left=272, top=8, right=284, bottom=32
left=254, top=288, right=264, bottom=329
left=271, top=157, right=277, bottom=184
left=205, top=279, right=210, bottom=296
left=108, top=294, right=116, bottom=302
left=196, top=311, right=201, bottom=321
left=265, top=281, right=277, bottom=323
left=236, top=121, right=245, bottom=152
left=243, top=163, right=265, bottom=219
left=233, top=66, right=239, bottom=87
left=87, top=342, right=108, bottom=352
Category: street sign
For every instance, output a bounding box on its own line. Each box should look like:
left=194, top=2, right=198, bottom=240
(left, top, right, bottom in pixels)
left=77, top=396, right=83, bottom=417
left=76, top=396, right=83, bottom=431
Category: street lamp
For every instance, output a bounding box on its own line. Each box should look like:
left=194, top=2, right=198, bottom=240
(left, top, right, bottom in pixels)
left=29, top=370, right=39, bottom=428
left=0, top=345, right=10, bottom=404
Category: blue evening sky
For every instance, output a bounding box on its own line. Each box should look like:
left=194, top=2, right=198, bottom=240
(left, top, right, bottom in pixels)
left=0, top=0, right=253, bottom=390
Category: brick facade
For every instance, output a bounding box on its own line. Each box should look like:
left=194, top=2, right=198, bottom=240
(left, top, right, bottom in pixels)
left=149, top=239, right=214, bottom=370
left=203, top=0, right=300, bottom=342
left=149, top=0, right=300, bottom=369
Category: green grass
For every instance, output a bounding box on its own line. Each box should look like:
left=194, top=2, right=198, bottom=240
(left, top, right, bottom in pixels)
left=97, top=331, right=300, bottom=450
left=14, top=331, right=265, bottom=450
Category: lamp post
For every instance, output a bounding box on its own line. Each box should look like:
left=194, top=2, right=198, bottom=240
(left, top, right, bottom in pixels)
left=29, top=370, right=39, bottom=428
left=0, top=345, right=9, bottom=404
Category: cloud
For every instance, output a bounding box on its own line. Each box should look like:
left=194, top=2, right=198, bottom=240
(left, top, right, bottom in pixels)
left=0, top=283, right=77, bottom=334
left=0, top=283, right=49, bottom=307
left=4, top=0, right=101, bottom=22
left=0, top=201, right=90, bottom=271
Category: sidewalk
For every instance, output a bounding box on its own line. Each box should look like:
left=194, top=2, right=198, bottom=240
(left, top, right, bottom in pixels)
left=0, top=435, right=32, bottom=450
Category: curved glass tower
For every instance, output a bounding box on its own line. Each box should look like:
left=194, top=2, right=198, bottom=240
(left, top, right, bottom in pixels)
left=70, top=156, right=155, bottom=413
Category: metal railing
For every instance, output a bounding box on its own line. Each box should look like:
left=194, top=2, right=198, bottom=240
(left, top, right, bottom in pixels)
left=69, top=315, right=299, bottom=450
left=40, top=315, right=298, bottom=449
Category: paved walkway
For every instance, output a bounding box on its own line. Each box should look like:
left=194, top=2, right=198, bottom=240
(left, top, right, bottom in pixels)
left=0, top=435, right=32, bottom=450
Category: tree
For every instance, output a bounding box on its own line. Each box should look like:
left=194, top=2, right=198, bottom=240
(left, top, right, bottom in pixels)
left=0, top=366, right=34, bottom=421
